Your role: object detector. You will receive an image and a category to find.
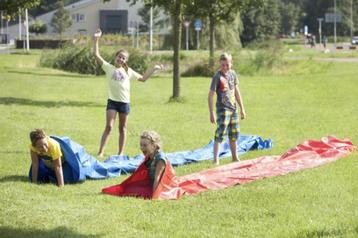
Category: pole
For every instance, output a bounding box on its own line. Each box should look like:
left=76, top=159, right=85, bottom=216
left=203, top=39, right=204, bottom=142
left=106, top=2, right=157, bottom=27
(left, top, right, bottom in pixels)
left=0, top=11, right=3, bottom=34
left=19, top=9, right=22, bottom=40
left=317, top=18, right=323, bottom=46
left=185, top=25, right=189, bottom=50
left=6, top=19, right=8, bottom=44
left=149, top=0, right=153, bottom=53
left=334, top=0, right=337, bottom=46
left=136, top=21, right=139, bottom=49
left=25, top=8, right=29, bottom=51
left=196, top=30, right=200, bottom=49
left=351, top=0, right=353, bottom=38
left=131, top=21, right=135, bottom=48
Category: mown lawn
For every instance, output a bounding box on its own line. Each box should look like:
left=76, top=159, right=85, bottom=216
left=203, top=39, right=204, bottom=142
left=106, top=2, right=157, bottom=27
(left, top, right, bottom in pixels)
left=0, top=52, right=357, bottom=238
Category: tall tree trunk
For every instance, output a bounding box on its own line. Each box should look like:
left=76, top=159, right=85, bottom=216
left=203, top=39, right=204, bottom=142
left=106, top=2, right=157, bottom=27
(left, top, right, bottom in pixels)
left=172, top=0, right=182, bottom=98
left=209, top=14, right=215, bottom=68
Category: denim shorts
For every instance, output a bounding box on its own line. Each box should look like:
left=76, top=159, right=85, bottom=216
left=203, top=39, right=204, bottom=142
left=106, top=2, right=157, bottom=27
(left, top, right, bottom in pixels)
left=106, top=99, right=130, bottom=114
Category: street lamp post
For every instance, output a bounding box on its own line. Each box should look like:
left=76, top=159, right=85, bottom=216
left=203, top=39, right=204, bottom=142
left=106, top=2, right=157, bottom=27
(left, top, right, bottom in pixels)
left=25, top=8, right=29, bottom=51
left=149, top=0, right=153, bottom=53
left=19, top=9, right=22, bottom=40
left=183, top=21, right=190, bottom=51
left=317, top=18, right=324, bottom=46
left=350, top=0, right=354, bottom=38
left=334, top=0, right=337, bottom=46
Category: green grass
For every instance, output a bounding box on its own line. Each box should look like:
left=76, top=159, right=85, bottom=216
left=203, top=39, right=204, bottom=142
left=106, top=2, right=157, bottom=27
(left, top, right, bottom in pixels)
left=0, top=52, right=357, bottom=238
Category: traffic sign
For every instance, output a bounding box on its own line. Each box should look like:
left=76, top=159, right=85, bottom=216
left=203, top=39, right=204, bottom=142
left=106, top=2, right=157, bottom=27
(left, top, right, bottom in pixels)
left=194, top=19, right=202, bottom=31
left=325, top=13, right=342, bottom=23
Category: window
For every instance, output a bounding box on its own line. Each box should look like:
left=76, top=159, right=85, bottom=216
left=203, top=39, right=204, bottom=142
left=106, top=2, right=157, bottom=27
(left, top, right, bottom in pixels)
left=71, top=13, right=85, bottom=23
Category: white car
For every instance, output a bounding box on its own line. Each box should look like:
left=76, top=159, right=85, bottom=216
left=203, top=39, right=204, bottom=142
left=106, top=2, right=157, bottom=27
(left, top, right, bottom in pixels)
left=352, top=36, right=358, bottom=45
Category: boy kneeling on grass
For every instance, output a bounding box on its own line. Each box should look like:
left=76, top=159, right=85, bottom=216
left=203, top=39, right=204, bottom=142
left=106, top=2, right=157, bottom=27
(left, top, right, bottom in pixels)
left=29, top=129, right=64, bottom=187
left=208, top=53, right=246, bottom=165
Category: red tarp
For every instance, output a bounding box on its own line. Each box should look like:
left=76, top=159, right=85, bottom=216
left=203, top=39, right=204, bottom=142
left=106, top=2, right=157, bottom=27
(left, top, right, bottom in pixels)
left=102, top=136, right=355, bottom=200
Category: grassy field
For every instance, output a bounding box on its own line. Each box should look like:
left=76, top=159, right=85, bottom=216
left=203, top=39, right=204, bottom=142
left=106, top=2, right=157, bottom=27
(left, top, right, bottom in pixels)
left=0, top=50, right=357, bottom=238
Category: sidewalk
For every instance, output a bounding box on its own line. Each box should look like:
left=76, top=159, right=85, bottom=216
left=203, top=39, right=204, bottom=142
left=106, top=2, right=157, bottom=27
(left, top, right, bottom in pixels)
left=0, top=44, right=16, bottom=54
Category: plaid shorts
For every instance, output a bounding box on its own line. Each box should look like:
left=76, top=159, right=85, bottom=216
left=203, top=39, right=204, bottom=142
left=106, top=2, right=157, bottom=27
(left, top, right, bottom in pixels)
left=214, top=109, right=240, bottom=142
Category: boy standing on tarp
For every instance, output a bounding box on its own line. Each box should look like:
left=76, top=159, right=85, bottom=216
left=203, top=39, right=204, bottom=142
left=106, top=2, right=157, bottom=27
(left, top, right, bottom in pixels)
left=208, top=53, right=246, bottom=165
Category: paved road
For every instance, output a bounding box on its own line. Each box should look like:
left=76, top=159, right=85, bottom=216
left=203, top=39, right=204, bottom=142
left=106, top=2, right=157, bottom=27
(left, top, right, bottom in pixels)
left=287, top=56, right=358, bottom=62
left=0, top=45, right=16, bottom=54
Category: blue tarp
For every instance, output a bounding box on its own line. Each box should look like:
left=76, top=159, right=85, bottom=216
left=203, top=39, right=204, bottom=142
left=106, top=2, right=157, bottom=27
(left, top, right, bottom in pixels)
left=30, top=135, right=272, bottom=183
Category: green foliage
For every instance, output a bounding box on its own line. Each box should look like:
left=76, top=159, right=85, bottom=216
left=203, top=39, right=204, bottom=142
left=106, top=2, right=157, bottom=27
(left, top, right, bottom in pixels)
left=40, top=44, right=103, bottom=75
left=240, top=0, right=282, bottom=45
left=214, top=14, right=243, bottom=50
left=0, top=0, right=40, bottom=18
left=137, top=3, right=161, bottom=32
left=240, top=40, right=284, bottom=74
left=181, top=62, right=215, bottom=77
left=50, top=1, right=72, bottom=37
left=279, top=1, right=301, bottom=35
left=29, top=20, right=47, bottom=35
left=126, top=48, right=150, bottom=74
left=40, top=44, right=149, bottom=75
left=302, top=0, right=358, bottom=38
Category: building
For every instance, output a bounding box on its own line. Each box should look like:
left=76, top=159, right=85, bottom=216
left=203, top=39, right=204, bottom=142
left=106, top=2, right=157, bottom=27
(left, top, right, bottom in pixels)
left=1, top=0, right=168, bottom=42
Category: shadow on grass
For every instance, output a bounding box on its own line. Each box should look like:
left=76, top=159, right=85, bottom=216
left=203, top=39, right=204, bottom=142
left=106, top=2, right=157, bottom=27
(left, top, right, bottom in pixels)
left=7, top=70, right=95, bottom=78
left=0, top=97, right=103, bottom=108
left=0, top=226, right=102, bottom=238
left=0, top=175, right=28, bottom=183
left=294, top=226, right=358, bottom=238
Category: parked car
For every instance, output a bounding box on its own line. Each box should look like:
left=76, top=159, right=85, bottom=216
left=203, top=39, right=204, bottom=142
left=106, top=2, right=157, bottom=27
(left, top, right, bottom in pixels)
left=352, top=36, right=358, bottom=45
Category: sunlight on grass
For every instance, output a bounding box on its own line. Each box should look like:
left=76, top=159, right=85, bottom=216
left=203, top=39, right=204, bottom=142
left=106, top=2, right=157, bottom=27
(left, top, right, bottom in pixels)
left=0, top=50, right=357, bottom=238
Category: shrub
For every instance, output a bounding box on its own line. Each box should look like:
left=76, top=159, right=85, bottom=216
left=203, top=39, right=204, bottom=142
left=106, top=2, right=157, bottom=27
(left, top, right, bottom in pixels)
left=40, top=44, right=104, bottom=75
left=253, top=40, right=283, bottom=69
left=181, top=62, right=215, bottom=77
left=40, top=44, right=149, bottom=75
left=126, top=48, right=150, bottom=74
left=29, top=20, right=47, bottom=35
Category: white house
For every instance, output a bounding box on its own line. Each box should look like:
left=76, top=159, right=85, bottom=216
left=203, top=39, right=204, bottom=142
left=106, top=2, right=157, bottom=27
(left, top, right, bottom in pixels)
left=2, top=0, right=168, bottom=42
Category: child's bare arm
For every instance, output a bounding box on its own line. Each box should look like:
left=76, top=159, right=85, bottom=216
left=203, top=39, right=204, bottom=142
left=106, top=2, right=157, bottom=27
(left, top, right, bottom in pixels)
left=208, top=90, right=216, bottom=124
left=235, top=86, right=246, bottom=119
left=137, top=64, right=163, bottom=82
left=153, top=160, right=166, bottom=191
left=93, top=29, right=105, bottom=66
left=53, top=158, right=64, bottom=187
left=30, top=151, right=39, bottom=184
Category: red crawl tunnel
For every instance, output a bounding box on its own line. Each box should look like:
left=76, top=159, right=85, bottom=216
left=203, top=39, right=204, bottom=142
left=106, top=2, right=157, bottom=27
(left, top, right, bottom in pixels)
left=102, top=136, right=355, bottom=200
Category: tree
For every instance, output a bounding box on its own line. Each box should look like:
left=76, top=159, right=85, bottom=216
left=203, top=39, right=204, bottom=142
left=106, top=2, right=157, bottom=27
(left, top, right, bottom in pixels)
left=117, top=0, right=192, bottom=99
left=214, top=13, right=243, bottom=50
left=29, top=19, right=47, bottom=34
left=188, top=0, right=263, bottom=67
left=337, top=0, right=358, bottom=37
left=0, top=0, right=40, bottom=18
left=280, top=1, right=301, bottom=35
left=137, top=3, right=160, bottom=31
left=240, top=0, right=281, bottom=45
left=50, top=1, right=72, bottom=38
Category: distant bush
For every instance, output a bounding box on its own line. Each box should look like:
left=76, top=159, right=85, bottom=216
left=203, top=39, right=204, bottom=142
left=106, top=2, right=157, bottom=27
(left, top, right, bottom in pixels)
left=126, top=48, right=150, bottom=74
left=181, top=62, right=216, bottom=77
left=40, top=44, right=104, bottom=75
left=240, top=40, right=284, bottom=75
left=40, top=44, right=149, bottom=75
left=29, top=20, right=47, bottom=35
